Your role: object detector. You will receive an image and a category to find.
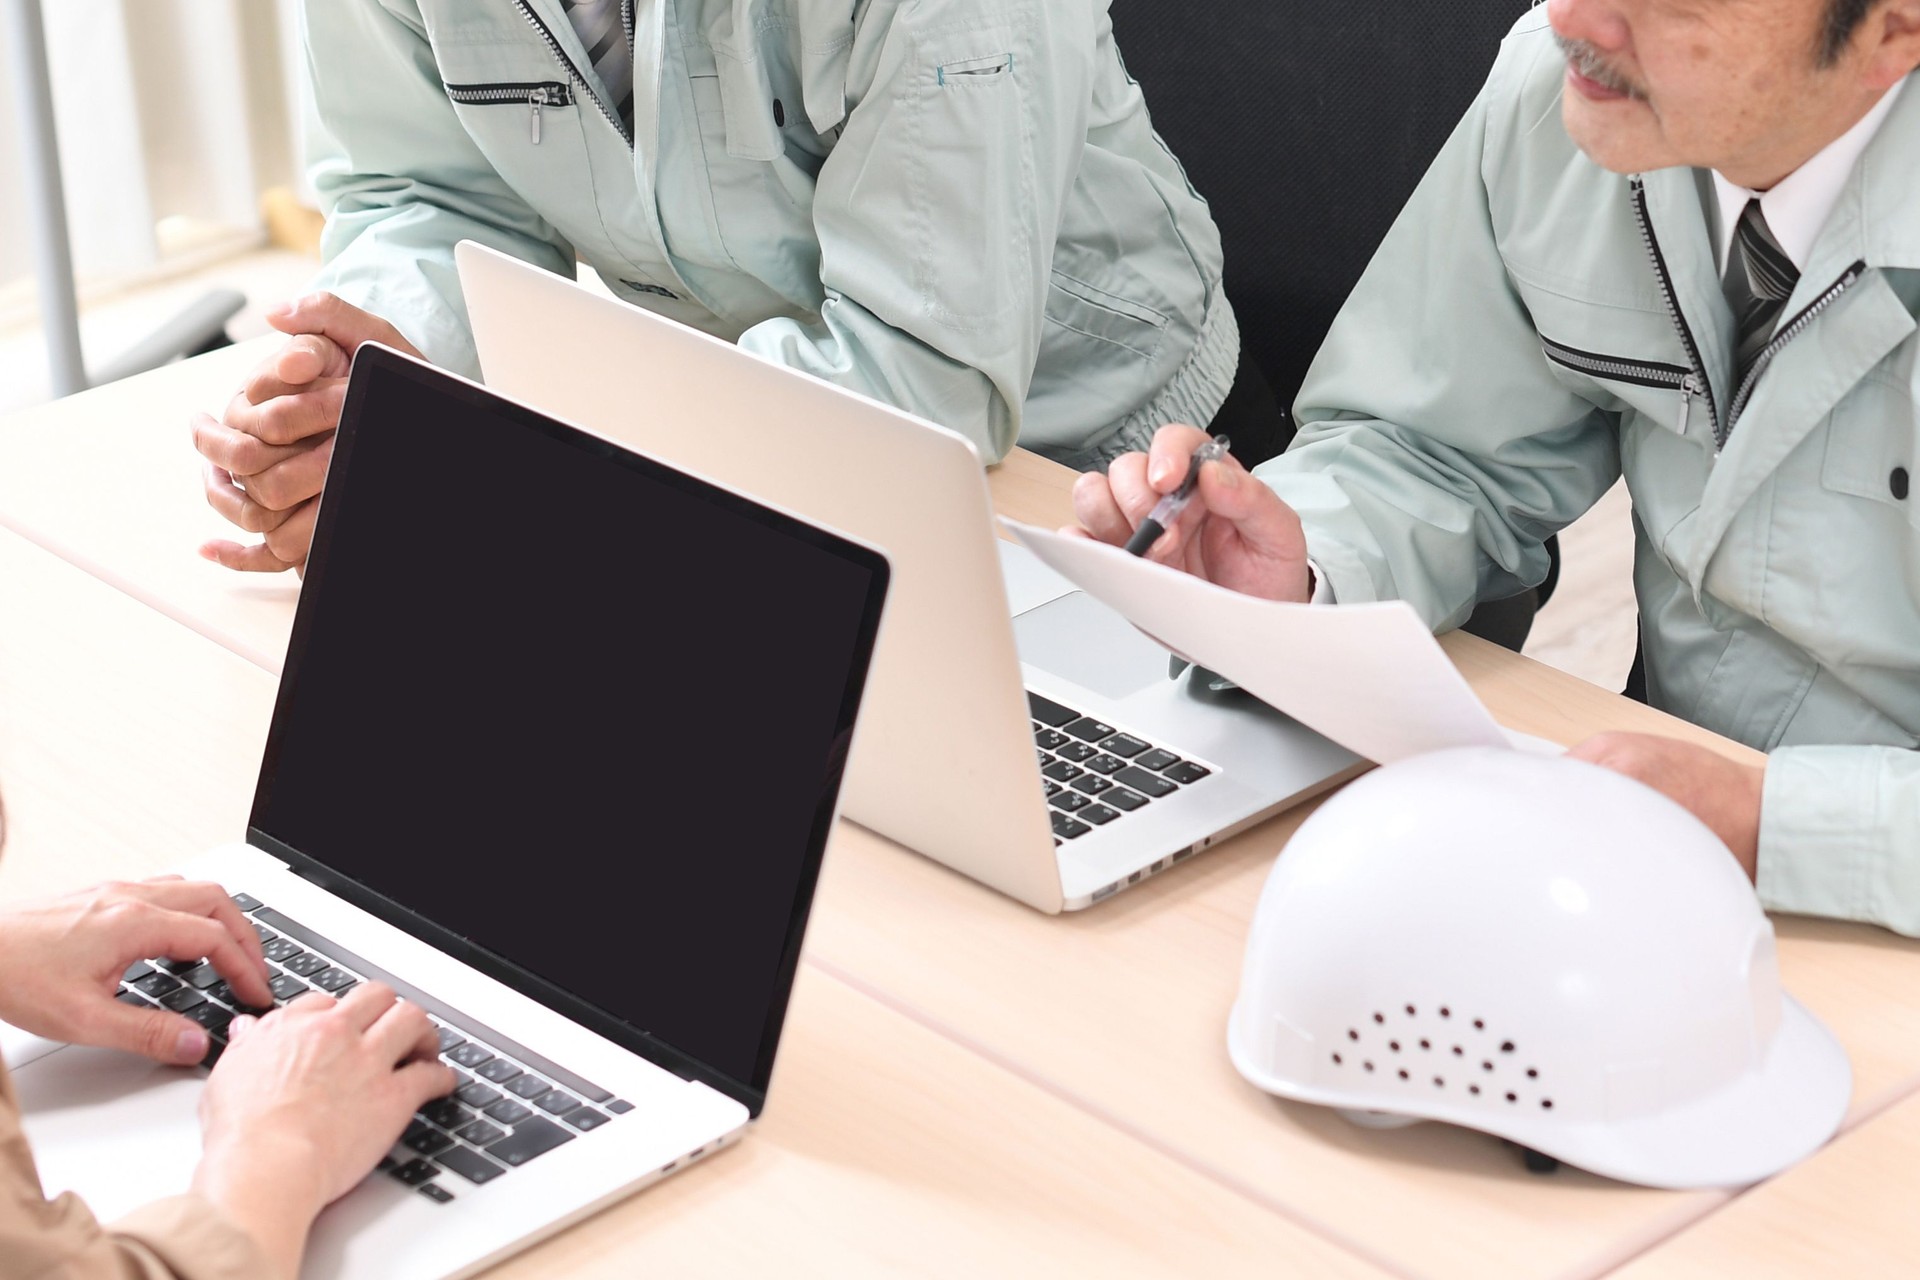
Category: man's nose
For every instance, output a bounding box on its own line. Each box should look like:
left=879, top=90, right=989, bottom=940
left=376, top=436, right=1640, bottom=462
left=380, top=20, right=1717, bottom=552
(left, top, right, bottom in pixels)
left=1546, top=0, right=1632, bottom=53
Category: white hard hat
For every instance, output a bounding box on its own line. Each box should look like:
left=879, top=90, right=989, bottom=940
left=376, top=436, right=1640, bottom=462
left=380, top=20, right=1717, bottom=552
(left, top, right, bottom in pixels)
left=1228, top=746, right=1850, bottom=1188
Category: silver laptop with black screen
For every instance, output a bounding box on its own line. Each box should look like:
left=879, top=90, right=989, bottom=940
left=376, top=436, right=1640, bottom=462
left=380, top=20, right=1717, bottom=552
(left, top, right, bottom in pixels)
left=0, top=346, right=890, bottom=1280
left=459, top=242, right=1365, bottom=913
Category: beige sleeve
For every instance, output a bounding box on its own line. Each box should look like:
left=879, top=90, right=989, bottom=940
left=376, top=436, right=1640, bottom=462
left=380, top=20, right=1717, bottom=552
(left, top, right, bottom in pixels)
left=0, top=1066, right=271, bottom=1280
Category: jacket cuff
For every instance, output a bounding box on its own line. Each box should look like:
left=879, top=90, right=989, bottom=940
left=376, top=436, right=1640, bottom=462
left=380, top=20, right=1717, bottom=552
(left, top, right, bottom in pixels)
left=110, top=1193, right=272, bottom=1280
left=1757, top=744, right=1919, bottom=934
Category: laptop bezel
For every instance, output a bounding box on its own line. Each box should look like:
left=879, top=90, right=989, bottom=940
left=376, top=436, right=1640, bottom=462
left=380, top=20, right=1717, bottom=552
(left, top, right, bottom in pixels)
left=245, top=344, right=890, bottom=1117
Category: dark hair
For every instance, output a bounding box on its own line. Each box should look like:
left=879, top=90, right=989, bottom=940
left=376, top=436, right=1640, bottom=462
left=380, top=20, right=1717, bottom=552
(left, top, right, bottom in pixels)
left=1821, top=0, right=1878, bottom=64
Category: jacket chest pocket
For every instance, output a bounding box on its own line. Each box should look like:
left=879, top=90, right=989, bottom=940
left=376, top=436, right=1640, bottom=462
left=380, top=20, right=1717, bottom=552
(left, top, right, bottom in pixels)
left=1540, top=336, right=1706, bottom=437
left=1823, top=372, right=1919, bottom=528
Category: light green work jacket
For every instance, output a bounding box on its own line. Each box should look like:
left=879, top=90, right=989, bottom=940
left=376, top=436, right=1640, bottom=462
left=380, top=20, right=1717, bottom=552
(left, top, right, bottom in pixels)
left=298, top=0, right=1238, bottom=466
left=1260, top=12, right=1920, bottom=934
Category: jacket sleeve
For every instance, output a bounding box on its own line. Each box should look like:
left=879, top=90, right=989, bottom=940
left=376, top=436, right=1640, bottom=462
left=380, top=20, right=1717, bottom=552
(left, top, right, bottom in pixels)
left=734, top=0, right=1093, bottom=462
left=1757, top=746, right=1920, bottom=935
left=300, top=0, right=578, bottom=378
left=1252, top=41, right=1620, bottom=633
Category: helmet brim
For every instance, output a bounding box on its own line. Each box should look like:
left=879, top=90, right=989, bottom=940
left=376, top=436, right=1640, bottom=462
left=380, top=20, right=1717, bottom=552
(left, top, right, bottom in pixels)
left=1229, top=995, right=1850, bottom=1189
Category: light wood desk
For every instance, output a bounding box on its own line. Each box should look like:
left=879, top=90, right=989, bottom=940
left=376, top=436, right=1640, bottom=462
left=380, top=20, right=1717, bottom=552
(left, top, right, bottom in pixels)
left=5, top=347, right=1917, bottom=1277
left=0, top=526, right=1386, bottom=1278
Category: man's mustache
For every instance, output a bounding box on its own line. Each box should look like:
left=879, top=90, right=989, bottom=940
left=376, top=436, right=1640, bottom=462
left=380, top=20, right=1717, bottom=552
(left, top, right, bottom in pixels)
left=1555, top=35, right=1649, bottom=101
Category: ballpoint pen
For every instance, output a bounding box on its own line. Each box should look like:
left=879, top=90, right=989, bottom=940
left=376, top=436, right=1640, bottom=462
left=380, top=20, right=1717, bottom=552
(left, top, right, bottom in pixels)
left=1123, top=434, right=1231, bottom=557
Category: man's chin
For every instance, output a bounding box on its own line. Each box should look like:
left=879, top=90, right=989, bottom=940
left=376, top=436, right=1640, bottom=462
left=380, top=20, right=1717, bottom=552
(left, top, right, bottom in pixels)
left=1561, top=94, right=1671, bottom=175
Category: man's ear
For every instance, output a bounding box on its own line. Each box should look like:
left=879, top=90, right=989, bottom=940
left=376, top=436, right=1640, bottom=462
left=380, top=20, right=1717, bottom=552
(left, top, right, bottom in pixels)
left=1862, top=0, right=1920, bottom=89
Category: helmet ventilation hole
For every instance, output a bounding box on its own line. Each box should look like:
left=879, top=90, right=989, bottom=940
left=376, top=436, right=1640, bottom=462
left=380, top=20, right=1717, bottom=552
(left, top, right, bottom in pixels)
left=1419, top=1039, right=1431, bottom=1050
left=1404, top=1004, right=1417, bottom=1016
left=1373, top=1012, right=1385, bottom=1024
left=1451, top=1046, right=1463, bottom=1056
left=1389, top=1040, right=1401, bottom=1052
left=1469, top=1085, right=1481, bottom=1096
left=1540, top=1099, right=1554, bottom=1110
left=1439, top=1006, right=1452, bottom=1018
left=1482, top=1061, right=1494, bottom=1072
left=1505, top=1092, right=1518, bottom=1104
left=1432, top=1076, right=1444, bottom=1088
left=1501, top=1041, right=1516, bottom=1053
left=1363, top=1061, right=1375, bottom=1072
left=1526, top=1067, right=1538, bottom=1079
left=1347, top=1029, right=1359, bottom=1041
left=1331, top=1053, right=1343, bottom=1065
left=1397, top=1069, right=1409, bottom=1080
left=1473, top=1019, right=1485, bottom=1030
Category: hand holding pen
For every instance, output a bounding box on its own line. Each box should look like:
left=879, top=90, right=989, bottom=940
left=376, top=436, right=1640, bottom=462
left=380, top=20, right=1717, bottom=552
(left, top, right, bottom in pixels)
left=1068, top=423, right=1316, bottom=603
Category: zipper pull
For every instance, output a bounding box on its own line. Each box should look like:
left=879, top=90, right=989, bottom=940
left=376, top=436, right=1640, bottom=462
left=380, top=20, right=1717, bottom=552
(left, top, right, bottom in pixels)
left=1677, top=373, right=1697, bottom=436
left=530, top=89, right=546, bottom=145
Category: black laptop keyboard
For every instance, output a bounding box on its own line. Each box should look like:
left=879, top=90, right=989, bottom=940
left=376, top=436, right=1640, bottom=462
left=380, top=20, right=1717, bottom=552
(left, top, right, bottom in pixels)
left=1028, top=692, right=1214, bottom=844
left=114, top=894, right=634, bottom=1205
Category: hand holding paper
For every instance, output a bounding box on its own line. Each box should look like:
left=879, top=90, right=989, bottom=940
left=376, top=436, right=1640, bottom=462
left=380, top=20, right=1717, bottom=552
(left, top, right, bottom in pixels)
left=1004, top=520, right=1510, bottom=766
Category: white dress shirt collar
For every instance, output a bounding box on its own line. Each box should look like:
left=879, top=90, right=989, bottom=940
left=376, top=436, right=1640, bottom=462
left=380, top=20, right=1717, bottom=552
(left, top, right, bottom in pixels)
left=1711, top=75, right=1908, bottom=274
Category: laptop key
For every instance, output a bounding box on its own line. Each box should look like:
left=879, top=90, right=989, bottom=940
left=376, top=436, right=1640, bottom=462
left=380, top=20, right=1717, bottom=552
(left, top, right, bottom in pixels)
left=565, top=1108, right=610, bottom=1132
left=183, top=962, right=225, bottom=990
left=436, top=1145, right=506, bottom=1186
left=133, top=972, right=182, bottom=998
left=252, top=922, right=275, bottom=942
left=1054, top=741, right=1097, bottom=763
left=1042, top=780, right=1063, bottom=798
left=446, top=1042, right=495, bottom=1069
left=475, top=1058, right=523, bottom=1085
left=162, top=988, right=208, bottom=1014
left=187, top=1003, right=235, bottom=1037
left=123, top=961, right=155, bottom=984
left=1050, top=812, right=1091, bottom=840
left=1041, top=761, right=1084, bottom=782
left=1163, top=761, right=1212, bottom=785
left=1099, top=734, right=1150, bottom=758
left=485, top=1099, right=534, bottom=1126
left=230, top=893, right=263, bottom=912
left=1071, top=775, right=1113, bottom=795
left=1103, top=787, right=1148, bottom=812
left=310, top=967, right=356, bottom=993
left=485, top=1116, right=574, bottom=1166
left=455, top=1119, right=507, bottom=1147
left=389, top=1158, right=440, bottom=1186
left=261, top=938, right=304, bottom=964
left=281, top=953, right=329, bottom=978
left=1033, top=729, right=1068, bottom=751
left=417, top=1182, right=456, bottom=1204
left=1063, top=717, right=1117, bottom=743
left=504, top=1075, right=550, bottom=1100
left=533, top=1089, right=580, bottom=1117
left=268, top=973, right=309, bottom=1002
left=1082, top=754, right=1125, bottom=776
left=1027, top=692, right=1079, bottom=728
left=1080, top=804, right=1120, bottom=826
left=115, top=989, right=151, bottom=1007
left=457, top=1082, right=503, bottom=1111
left=434, top=1025, right=466, bottom=1053
left=154, top=958, right=198, bottom=975
left=403, top=1126, right=455, bottom=1158
left=1133, top=748, right=1180, bottom=772
left=1114, top=767, right=1177, bottom=799
left=421, top=1098, right=469, bottom=1130
left=606, top=1100, right=635, bottom=1115
left=1049, top=792, right=1091, bottom=813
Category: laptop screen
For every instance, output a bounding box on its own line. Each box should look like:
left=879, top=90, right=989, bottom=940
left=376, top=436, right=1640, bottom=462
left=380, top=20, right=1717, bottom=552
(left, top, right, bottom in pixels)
left=249, top=346, right=887, bottom=1110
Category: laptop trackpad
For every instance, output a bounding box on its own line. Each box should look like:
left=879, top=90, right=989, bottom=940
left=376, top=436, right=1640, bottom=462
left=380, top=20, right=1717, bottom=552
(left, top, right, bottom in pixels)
left=13, top=1046, right=203, bottom=1219
left=1014, top=590, right=1170, bottom=701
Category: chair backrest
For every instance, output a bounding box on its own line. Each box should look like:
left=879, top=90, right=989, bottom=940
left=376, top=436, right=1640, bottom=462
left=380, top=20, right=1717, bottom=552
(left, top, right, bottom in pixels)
left=1109, top=0, right=1531, bottom=410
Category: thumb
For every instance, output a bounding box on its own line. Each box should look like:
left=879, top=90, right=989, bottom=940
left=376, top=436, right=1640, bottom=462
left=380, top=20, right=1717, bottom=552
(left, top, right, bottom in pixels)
left=102, top=1003, right=211, bottom=1065
left=265, top=292, right=422, bottom=360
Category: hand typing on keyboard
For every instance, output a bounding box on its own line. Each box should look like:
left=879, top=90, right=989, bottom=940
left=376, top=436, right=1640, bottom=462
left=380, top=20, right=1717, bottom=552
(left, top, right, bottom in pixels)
left=0, top=878, right=273, bottom=1065
left=195, top=982, right=456, bottom=1277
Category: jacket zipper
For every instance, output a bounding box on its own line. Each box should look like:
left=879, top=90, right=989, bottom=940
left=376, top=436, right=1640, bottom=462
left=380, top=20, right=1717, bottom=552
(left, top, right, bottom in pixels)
left=513, top=0, right=633, bottom=147
left=445, top=81, right=573, bottom=145
left=1629, top=178, right=1717, bottom=443
left=1720, top=262, right=1866, bottom=439
left=1541, top=337, right=1693, bottom=390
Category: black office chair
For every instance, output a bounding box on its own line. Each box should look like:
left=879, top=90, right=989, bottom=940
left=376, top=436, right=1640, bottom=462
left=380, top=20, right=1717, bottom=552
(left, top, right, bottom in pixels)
left=1110, top=0, right=1560, bottom=650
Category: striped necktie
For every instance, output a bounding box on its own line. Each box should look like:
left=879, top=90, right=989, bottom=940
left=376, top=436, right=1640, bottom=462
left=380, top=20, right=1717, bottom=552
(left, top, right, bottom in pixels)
left=1722, top=198, right=1799, bottom=401
left=561, top=0, right=635, bottom=135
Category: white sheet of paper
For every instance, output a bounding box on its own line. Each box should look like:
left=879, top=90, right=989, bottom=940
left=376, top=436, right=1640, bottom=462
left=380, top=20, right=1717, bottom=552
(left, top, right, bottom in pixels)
left=1004, top=520, right=1511, bottom=765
